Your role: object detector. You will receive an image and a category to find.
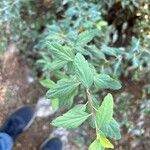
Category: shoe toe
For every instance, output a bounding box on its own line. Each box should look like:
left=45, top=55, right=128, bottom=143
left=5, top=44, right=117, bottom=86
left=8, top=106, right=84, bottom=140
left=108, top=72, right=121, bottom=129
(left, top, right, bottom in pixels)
left=12, top=106, right=34, bottom=124
left=41, top=137, right=62, bottom=150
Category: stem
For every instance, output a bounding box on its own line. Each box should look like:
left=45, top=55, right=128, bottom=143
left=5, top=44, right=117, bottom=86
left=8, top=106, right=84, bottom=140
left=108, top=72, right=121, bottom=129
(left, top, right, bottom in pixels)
left=86, top=89, right=99, bottom=135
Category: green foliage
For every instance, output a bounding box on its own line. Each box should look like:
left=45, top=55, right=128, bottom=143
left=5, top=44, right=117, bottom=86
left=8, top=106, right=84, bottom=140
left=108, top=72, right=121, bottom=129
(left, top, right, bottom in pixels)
left=36, top=1, right=150, bottom=149
left=0, top=0, right=59, bottom=54
left=96, top=94, right=113, bottom=129
left=89, top=139, right=104, bottom=150
left=47, top=42, right=74, bottom=61
left=40, top=30, right=121, bottom=148
left=101, top=118, right=121, bottom=140
left=89, top=134, right=114, bottom=150
left=46, top=78, right=80, bottom=99
left=38, top=4, right=150, bottom=82
left=99, top=135, right=114, bottom=149
left=74, top=53, right=94, bottom=88
left=0, top=0, right=23, bottom=23
left=40, top=79, right=55, bottom=89
left=2, top=0, right=149, bottom=149
left=75, top=30, right=98, bottom=46
left=51, top=104, right=90, bottom=128
left=94, top=74, right=121, bottom=90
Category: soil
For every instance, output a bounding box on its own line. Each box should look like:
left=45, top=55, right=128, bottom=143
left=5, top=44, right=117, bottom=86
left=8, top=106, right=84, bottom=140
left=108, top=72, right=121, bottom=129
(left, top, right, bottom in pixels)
left=114, top=76, right=150, bottom=150
left=0, top=42, right=149, bottom=150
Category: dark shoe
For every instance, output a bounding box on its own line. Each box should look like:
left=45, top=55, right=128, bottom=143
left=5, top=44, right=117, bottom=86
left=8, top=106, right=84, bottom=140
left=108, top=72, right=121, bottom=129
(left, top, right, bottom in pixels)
left=40, top=137, right=62, bottom=150
left=0, top=106, right=34, bottom=140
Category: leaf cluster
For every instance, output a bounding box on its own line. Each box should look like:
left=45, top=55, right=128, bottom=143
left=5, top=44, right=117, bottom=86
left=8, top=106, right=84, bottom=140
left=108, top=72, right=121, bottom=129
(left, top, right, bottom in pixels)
left=40, top=31, right=122, bottom=149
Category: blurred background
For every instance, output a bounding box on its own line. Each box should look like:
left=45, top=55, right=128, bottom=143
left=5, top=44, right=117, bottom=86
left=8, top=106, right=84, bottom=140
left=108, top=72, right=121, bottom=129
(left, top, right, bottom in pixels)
left=0, top=0, right=150, bottom=150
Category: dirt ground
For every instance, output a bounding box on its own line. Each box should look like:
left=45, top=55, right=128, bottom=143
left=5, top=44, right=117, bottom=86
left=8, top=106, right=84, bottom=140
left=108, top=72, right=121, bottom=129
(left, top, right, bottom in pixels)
left=0, top=43, right=149, bottom=150
left=114, top=77, right=150, bottom=150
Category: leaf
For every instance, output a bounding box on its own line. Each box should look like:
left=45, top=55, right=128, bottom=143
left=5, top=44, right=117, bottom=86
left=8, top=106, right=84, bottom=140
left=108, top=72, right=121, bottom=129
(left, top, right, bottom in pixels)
left=47, top=42, right=74, bottom=61
left=99, top=135, right=114, bottom=149
left=51, top=98, right=59, bottom=111
left=40, top=79, right=55, bottom=89
left=132, top=55, right=140, bottom=68
left=49, top=59, right=68, bottom=71
left=94, top=74, right=121, bottom=90
left=67, top=61, right=75, bottom=74
left=88, top=45, right=106, bottom=60
left=59, top=95, right=74, bottom=108
left=51, top=105, right=90, bottom=128
left=65, top=6, right=77, bottom=17
left=96, top=20, right=108, bottom=30
left=58, top=88, right=78, bottom=108
left=75, top=46, right=87, bottom=54
left=74, top=53, right=94, bottom=88
left=130, top=37, right=140, bottom=52
left=101, top=118, right=121, bottom=140
left=101, top=45, right=125, bottom=57
left=76, top=30, right=98, bottom=46
left=46, top=78, right=80, bottom=98
left=53, top=71, right=68, bottom=80
left=89, top=139, right=104, bottom=150
left=96, top=93, right=113, bottom=128
left=113, top=59, right=122, bottom=77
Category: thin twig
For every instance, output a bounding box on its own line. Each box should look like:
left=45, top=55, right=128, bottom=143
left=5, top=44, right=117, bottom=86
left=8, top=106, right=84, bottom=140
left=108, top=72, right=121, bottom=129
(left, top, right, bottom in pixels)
left=86, top=88, right=99, bottom=135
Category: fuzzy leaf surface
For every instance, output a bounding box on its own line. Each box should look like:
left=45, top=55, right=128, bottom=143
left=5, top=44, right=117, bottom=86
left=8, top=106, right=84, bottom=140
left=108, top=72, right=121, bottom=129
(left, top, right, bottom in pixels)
left=76, top=30, right=98, bottom=46
left=94, top=74, right=121, bottom=90
left=48, top=42, right=74, bottom=61
left=96, top=93, right=113, bottom=128
left=51, top=105, right=90, bottom=128
left=101, top=118, right=121, bottom=140
left=99, top=136, right=114, bottom=149
left=74, top=53, right=93, bottom=88
left=89, top=139, right=104, bottom=150
left=40, top=79, right=55, bottom=89
left=46, top=78, right=80, bottom=98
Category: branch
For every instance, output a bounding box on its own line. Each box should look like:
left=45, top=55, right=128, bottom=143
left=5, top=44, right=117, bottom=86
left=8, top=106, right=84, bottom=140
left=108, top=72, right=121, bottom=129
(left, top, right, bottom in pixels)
left=86, top=88, right=99, bottom=135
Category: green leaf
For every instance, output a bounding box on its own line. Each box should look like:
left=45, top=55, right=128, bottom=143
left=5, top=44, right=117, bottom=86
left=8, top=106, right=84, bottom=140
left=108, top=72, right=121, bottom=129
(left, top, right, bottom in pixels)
left=74, top=53, right=93, bottom=88
left=89, top=139, right=104, bottom=150
left=59, top=95, right=74, bottom=108
left=96, top=20, right=108, bottom=30
left=88, top=45, right=106, bottom=60
left=75, top=46, right=87, bottom=54
left=51, top=105, right=90, bottom=128
left=101, top=45, right=125, bottom=57
left=49, top=59, right=68, bottom=71
left=76, top=30, right=98, bottom=46
left=40, top=79, right=55, bottom=89
left=53, top=71, right=68, bottom=80
left=48, top=42, right=74, bottom=61
left=99, top=135, right=114, bottom=149
left=96, top=93, right=113, bottom=128
left=94, top=74, right=121, bottom=90
left=130, top=37, right=140, bottom=52
left=51, top=98, right=59, bottom=111
left=101, top=118, right=121, bottom=140
left=58, top=88, right=78, bottom=108
left=46, top=78, right=80, bottom=98
left=67, top=61, right=75, bottom=74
